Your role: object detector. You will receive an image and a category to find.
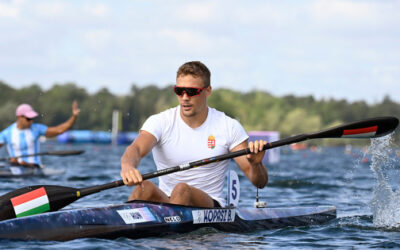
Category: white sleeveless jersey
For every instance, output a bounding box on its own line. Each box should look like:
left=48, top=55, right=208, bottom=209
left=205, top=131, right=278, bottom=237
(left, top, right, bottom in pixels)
left=141, top=106, right=248, bottom=206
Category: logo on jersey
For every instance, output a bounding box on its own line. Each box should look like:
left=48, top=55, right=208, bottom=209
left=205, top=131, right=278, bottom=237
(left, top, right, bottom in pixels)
left=208, top=135, right=216, bottom=149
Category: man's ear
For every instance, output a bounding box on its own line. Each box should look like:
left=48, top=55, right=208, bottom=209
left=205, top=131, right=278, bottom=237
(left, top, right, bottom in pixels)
left=206, top=86, right=212, bottom=97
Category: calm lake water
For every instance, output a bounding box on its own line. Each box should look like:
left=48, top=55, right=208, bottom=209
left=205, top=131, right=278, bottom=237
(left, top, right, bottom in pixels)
left=0, top=135, right=399, bottom=249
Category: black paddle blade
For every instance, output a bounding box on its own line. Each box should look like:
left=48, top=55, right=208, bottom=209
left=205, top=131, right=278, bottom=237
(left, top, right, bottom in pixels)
left=373, top=116, right=399, bottom=137
left=311, top=116, right=399, bottom=139
left=0, top=185, right=79, bottom=221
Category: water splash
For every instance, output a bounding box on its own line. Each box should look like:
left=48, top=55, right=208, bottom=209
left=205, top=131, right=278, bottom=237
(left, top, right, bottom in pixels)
left=368, top=134, right=400, bottom=228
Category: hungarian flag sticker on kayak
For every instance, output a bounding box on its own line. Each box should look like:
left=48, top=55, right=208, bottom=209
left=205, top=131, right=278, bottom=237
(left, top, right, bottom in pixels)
left=342, top=125, right=378, bottom=138
left=11, top=187, right=50, bottom=218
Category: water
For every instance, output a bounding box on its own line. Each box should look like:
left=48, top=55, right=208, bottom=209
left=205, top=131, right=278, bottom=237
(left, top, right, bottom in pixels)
left=0, top=136, right=399, bottom=249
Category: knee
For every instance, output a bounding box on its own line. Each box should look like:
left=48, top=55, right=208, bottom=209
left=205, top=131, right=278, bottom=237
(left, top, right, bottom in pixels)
left=130, top=180, right=157, bottom=200
left=171, top=182, right=191, bottom=196
left=142, top=180, right=156, bottom=189
left=133, top=180, right=156, bottom=192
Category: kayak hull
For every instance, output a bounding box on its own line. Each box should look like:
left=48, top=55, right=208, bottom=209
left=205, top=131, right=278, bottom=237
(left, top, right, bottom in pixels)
left=0, top=201, right=336, bottom=241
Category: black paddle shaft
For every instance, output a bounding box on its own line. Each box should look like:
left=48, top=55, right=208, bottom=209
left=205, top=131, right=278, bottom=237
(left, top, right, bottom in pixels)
left=0, top=116, right=397, bottom=221
left=0, top=150, right=85, bottom=161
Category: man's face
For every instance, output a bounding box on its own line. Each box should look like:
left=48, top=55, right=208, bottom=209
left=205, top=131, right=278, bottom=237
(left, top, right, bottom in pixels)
left=175, top=74, right=211, bottom=118
left=18, top=116, right=34, bottom=129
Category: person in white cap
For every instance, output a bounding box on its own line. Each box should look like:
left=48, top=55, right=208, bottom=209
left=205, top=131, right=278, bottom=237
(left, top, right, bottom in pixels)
left=0, top=101, right=80, bottom=167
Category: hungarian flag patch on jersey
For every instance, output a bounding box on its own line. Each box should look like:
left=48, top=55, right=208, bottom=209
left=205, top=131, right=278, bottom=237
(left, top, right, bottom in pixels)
left=208, top=135, right=216, bottom=149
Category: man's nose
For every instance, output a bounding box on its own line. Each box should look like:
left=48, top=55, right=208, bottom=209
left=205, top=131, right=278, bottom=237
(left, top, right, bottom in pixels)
left=182, top=92, right=190, bottom=99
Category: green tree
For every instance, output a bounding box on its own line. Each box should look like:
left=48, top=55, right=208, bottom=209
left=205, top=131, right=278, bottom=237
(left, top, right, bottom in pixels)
left=0, top=101, right=18, bottom=129
left=38, top=83, right=88, bottom=127
left=280, top=108, right=322, bottom=137
left=0, top=81, right=15, bottom=106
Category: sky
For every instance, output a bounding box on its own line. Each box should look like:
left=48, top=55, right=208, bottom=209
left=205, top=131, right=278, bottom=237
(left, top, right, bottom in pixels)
left=0, top=0, right=399, bottom=104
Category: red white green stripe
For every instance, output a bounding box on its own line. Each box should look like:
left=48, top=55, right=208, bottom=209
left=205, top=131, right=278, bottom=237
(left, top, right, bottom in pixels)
left=342, top=125, right=377, bottom=138
left=11, top=187, right=50, bottom=218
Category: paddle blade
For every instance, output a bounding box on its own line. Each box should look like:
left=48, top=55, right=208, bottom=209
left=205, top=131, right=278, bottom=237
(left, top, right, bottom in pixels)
left=311, top=116, right=399, bottom=139
left=0, top=185, right=79, bottom=221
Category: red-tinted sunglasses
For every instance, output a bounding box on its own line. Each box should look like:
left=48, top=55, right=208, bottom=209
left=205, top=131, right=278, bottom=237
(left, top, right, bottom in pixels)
left=173, top=86, right=207, bottom=97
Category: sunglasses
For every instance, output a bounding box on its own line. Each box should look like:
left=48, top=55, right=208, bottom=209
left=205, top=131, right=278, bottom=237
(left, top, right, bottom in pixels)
left=173, top=86, right=207, bottom=97
left=24, top=117, right=33, bottom=121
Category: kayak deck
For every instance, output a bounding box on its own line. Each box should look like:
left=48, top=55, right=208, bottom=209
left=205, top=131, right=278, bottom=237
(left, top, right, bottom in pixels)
left=0, top=200, right=336, bottom=241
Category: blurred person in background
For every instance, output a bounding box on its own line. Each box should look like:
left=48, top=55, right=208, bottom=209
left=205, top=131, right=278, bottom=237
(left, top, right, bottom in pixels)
left=0, top=101, right=80, bottom=167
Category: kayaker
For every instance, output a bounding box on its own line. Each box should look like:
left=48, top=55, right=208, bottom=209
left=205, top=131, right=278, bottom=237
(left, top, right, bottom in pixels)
left=0, top=101, right=80, bottom=167
left=121, top=61, right=268, bottom=208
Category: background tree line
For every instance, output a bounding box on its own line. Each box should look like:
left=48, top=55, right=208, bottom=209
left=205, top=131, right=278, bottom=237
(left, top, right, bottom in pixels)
left=1, top=81, right=399, bottom=145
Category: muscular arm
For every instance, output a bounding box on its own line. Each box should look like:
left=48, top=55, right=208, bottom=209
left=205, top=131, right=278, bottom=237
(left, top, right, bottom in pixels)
left=232, top=139, right=268, bottom=188
left=45, top=115, right=78, bottom=137
left=120, top=130, right=157, bottom=186
left=45, top=101, right=80, bottom=138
